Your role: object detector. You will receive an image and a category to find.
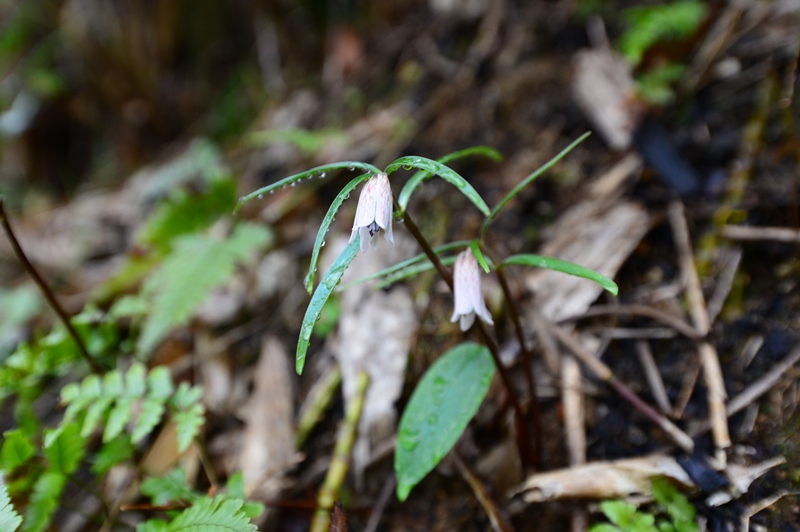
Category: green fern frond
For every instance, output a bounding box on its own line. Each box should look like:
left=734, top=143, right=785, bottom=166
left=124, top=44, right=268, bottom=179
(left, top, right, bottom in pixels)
left=140, top=468, right=199, bottom=506
left=137, top=222, right=272, bottom=355
left=60, top=364, right=206, bottom=457
left=0, top=476, right=22, bottom=532
left=164, top=496, right=257, bottom=532
left=23, top=471, right=65, bottom=532
left=1, top=430, right=35, bottom=473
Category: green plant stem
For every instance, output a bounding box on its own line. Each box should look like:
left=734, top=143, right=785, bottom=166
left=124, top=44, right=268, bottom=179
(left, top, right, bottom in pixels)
left=296, top=363, right=342, bottom=448
left=0, top=197, right=103, bottom=374
left=310, top=370, right=369, bottom=532
left=398, top=206, right=536, bottom=468
left=492, top=262, right=542, bottom=468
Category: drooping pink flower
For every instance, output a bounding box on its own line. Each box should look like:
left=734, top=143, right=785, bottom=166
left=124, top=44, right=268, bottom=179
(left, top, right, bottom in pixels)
left=350, top=172, right=394, bottom=252
left=450, top=249, right=494, bottom=331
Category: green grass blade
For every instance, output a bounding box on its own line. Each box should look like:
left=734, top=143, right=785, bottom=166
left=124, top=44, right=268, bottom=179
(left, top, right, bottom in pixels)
left=374, top=255, right=458, bottom=289
left=336, top=241, right=471, bottom=291
left=500, top=253, right=618, bottom=296
left=481, top=132, right=590, bottom=237
left=297, top=237, right=361, bottom=374
left=397, top=147, right=502, bottom=212
left=234, top=161, right=381, bottom=213
left=386, top=156, right=490, bottom=216
left=304, top=173, right=371, bottom=293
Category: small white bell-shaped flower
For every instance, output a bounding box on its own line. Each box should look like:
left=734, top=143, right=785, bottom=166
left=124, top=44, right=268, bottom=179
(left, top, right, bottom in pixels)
left=349, top=172, right=394, bottom=252
left=450, top=249, right=494, bottom=331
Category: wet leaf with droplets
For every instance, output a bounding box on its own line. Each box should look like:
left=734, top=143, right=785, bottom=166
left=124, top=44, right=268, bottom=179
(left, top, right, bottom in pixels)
left=386, top=155, right=492, bottom=215
left=305, top=173, right=371, bottom=293
left=296, top=237, right=360, bottom=374
left=394, top=342, right=495, bottom=501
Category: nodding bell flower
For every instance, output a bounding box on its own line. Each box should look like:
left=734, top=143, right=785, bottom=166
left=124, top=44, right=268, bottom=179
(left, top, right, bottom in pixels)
left=451, top=249, right=494, bottom=331
left=350, top=172, right=394, bottom=252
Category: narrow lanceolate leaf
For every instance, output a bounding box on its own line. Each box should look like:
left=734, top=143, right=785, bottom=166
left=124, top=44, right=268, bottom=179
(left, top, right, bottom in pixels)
left=481, top=132, right=590, bottom=237
left=297, top=237, right=360, bottom=374
left=397, top=147, right=502, bottom=212
left=234, top=161, right=381, bottom=213
left=0, top=475, right=22, bottom=532
left=395, top=342, right=495, bottom=502
left=469, top=241, right=490, bottom=273
left=385, top=156, right=490, bottom=216
left=336, top=241, right=471, bottom=291
left=375, top=255, right=458, bottom=290
left=500, top=254, right=618, bottom=296
left=305, top=173, right=371, bottom=293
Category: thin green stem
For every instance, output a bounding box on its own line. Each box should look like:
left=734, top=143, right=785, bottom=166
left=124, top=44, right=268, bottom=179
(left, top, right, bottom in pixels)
left=0, top=197, right=103, bottom=374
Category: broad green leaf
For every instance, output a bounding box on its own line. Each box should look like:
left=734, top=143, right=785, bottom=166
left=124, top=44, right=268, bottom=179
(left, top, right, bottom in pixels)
left=137, top=222, right=271, bottom=355
left=589, top=525, right=623, bottom=532
left=601, top=500, right=637, bottom=528
left=304, top=172, right=371, bottom=293
left=395, top=342, right=495, bottom=501
left=0, top=476, right=22, bottom=532
left=385, top=156, right=490, bottom=216
left=397, top=147, right=502, bottom=212
left=44, top=423, right=85, bottom=475
left=23, top=471, right=65, bottom=532
left=470, top=241, right=490, bottom=273
left=337, top=241, right=470, bottom=291
left=137, top=520, right=169, bottom=532
left=234, top=161, right=381, bottom=212
left=652, top=478, right=698, bottom=531
left=481, top=133, right=590, bottom=237
left=92, top=435, right=135, bottom=475
left=296, top=237, right=360, bottom=374
left=164, top=495, right=256, bottom=532
left=1, top=430, right=34, bottom=471
left=500, top=254, right=618, bottom=296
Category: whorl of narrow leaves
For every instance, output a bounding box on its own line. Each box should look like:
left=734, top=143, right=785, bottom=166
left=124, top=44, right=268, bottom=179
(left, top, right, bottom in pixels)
left=60, top=363, right=205, bottom=453
left=0, top=476, right=22, bottom=532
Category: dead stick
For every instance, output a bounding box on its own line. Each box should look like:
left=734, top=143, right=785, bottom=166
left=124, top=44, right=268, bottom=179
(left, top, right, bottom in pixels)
left=0, top=197, right=102, bottom=374
left=452, top=451, right=515, bottom=532
left=689, top=343, right=800, bottom=437
left=552, top=325, right=695, bottom=453
left=310, top=371, right=369, bottom=532
left=669, top=200, right=731, bottom=458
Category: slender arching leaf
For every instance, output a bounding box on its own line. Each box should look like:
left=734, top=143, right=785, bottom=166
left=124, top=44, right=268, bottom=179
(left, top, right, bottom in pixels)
left=469, top=241, right=490, bottom=273
left=234, top=161, right=381, bottom=213
left=297, top=237, right=361, bottom=374
left=304, top=173, right=371, bottom=293
left=385, top=156, right=490, bottom=216
left=500, top=253, right=618, bottom=295
left=395, top=342, right=495, bottom=502
left=481, top=132, right=590, bottom=237
left=397, top=147, right=502, bottom=212
left=336, top=241, right=471, bottom=291
left=375, top=256, right=458, bottom=289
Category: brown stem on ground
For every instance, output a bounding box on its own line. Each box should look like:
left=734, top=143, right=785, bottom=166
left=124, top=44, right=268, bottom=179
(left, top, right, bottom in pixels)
left=492, top=262, right=542, bottom=468
left=0, top=197, right=103, bottom=374
left=397, top=206, right=536, bottom=468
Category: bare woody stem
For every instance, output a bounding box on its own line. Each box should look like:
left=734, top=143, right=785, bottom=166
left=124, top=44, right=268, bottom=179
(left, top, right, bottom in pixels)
left=0, top=197, right=103, bottom=374
left=397, top=206, right=537, bottom=466
left=492, top=262, right=543, bottom=467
